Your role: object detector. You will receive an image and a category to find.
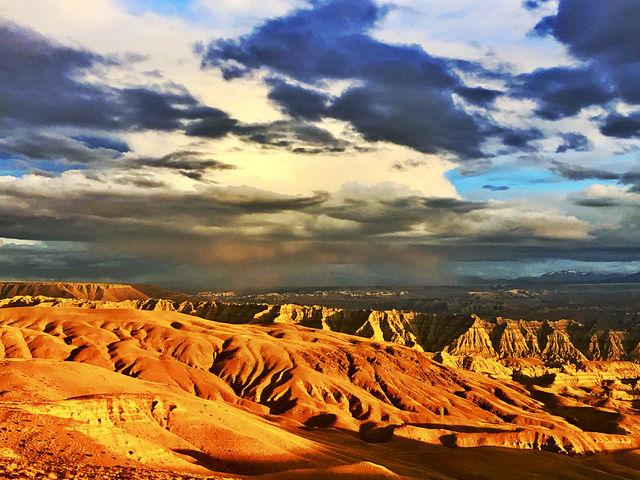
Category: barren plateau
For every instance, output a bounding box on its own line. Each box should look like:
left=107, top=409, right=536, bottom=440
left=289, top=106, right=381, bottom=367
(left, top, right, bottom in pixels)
left=0, top=282, right=639, bottom=479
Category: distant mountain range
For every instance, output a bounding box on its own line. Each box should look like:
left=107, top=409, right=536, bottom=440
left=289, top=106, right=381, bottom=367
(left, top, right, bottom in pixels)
left=510, top=269, right=640, bottom=285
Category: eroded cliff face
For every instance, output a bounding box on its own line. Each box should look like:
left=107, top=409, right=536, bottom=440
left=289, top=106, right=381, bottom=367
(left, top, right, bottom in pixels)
left=2, top=295, right=640, bottom=368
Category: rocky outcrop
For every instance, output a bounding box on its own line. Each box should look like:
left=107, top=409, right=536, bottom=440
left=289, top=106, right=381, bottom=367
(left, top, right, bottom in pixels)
left=444, top=315, right=496, bottom=357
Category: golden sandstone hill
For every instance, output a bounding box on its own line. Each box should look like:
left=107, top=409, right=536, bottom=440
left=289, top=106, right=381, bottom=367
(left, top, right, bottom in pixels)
left=0, top=281, right=181, bottom=302
left=1, top=283, right=640, bottom=479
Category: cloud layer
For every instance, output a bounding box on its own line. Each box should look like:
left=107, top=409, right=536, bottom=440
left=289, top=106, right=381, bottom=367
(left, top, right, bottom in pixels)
left=0, top=0, right=639, bottom=288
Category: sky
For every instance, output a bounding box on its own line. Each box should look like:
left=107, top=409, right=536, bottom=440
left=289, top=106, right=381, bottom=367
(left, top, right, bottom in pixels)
left=0, top=0, right=639, bottom=290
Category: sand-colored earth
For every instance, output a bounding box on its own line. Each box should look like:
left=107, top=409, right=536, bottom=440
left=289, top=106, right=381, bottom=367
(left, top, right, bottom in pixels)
left=0, top=301, right=639, bottom=478
left=0, top=281, right=178, bottom=302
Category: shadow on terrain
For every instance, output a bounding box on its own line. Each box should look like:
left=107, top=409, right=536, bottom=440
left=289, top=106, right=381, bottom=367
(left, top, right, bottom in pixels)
left=285, top=426, right=640, bottom=480
left=173, top=448, right=314, bottom=476
left=408, top=422, right=524, bottom=434
left=530, top=388, right=627, bottom=434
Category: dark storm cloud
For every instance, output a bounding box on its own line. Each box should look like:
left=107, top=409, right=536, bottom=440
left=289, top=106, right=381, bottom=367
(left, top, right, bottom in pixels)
left=536, top=0, right=640, bottom=71
left=0, top=137, right=240, bottom=181
left=0, top=184, right=329, bottom=236
left=0, top=179, right=580, bottom=256
left=327, top=83, right=486, bottom=158
left=114, top=176, right=168, bottom=189
left=231, top=120, right=350, bottom=153
left=0, top=20, right=117, bottom=129
left=550, top=161, right=640, bottom=193
left=185, top=112, right=353, bottom=154
left=600, top=113, right=640, bottom=139
left=531, top=1, right=640, bottom=119
left=198, top=0, right=494, bottom=159
left=619, top=171, right=640, bottom=193
left=0, top=133, right=117, bottom=164
left=0, top=184, right=338, bottom=280
left=181, top=109, right=238, bottom=138
left=510, top=66, right=612, bottom=120
left=118, top=88, right=225, bottom=131
left=619, top=171, right=640, bottom=185
left=0, top=168, right=630, bottom=288
left=0, top=21, right=234, bottom=134
left=574, top=198, right=621, bottom=208
left=455, top=86, right=502, bottom=107
left=127, top=150, right=237, bottom=181
left=500, top=127, right=543, bottom=149
left=132, top=150, right=236, bottom=171
left=420, top=197, right=487, bottom=213
left=316, top=195, right=489, bottom=237
left=550, top=161, right=619, bottom=181
left=266, top=78, right=328, bottom=120
left=198, top=0, right=389, bottom=81
left=556, top=133, right=589, bottom=153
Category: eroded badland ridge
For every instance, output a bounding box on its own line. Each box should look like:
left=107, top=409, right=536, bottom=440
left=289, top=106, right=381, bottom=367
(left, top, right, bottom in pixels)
left=4, top=286, right=640, bottom=366
left=1, top=282, right=640, bottom=479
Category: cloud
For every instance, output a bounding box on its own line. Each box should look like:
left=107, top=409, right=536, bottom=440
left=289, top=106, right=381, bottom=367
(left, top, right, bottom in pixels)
left=533, top=0, right=640, bottom=106
left=182, top=108, right=239, bottom=138
left=619, top=171, right=640, bottom=186
left=184, top=107, right=357, bottom=154
left=0, top=20, right=116, bottom=129
left=455, top=86, right=502, bottom=107
left=126, top=150, right=238, bottom=181
left=0, top=172, right=591, bottom=266
left=72, top=135, right=130, bottom=153
left=198, top=0, right=495, bottom=159
left=550, top=161, right=620, bottom=181
left=482, top=184, right=510, bottom=191
left=572, top=183, right=640, bottom=208
left=391, top=159, right=428, bottom=171
left=231, top=120, right=351, bottom=153
left=0, top=20, right=235, bottom=134
left=550, top=162, right=640, bottom=194
left=500, top=127, right=543, bottom=150
left=118, top=88, right=224, bottom=131
left=537, top=0, right=640, bottom=68
left=0, top=165, right=628, bottom=288
left=510, top=66, right=612, bottom=120
left=556, top=132, right=590, bottom=153
left=600, top=113, right=640, bottom=139
left=3, top=1, right=640, bottom=287
left=265, top=78, right=328, bottom=120
left=0, top=133, right=117, bottom=165
left=574, top=198, right=620, bottom=208
left=522, top=0, right=550, bottom=11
